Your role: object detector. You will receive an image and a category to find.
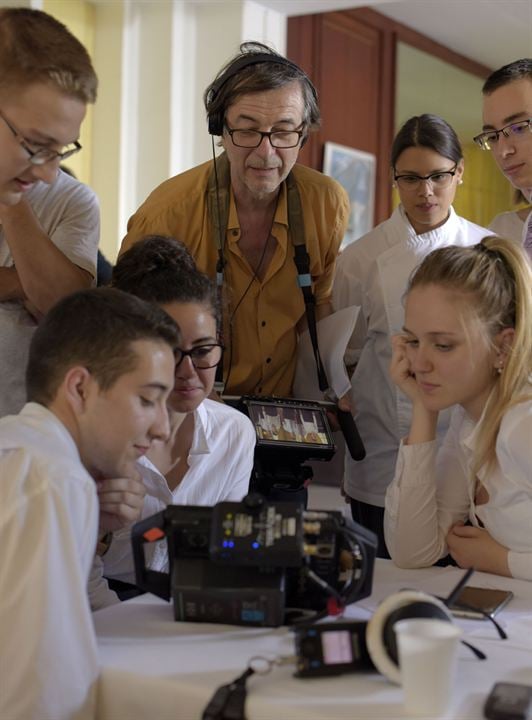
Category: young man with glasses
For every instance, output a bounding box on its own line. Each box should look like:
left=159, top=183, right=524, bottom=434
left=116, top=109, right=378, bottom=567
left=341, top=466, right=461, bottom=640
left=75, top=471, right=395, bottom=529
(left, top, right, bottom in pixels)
left=474, top=58, right=532, bottom=258
left=121, top=42, right=349, bottom=400
left=0, top=8, right=99, bottom=417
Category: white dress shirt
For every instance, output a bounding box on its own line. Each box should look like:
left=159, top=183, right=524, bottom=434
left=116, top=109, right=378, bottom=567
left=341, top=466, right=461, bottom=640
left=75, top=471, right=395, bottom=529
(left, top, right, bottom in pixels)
left=333, top=205, right=490, bottom=506
left=0, top=403, right=99, bottom=720
left=101, top=399, right=256, bottom=582
left=384, top=392, right=532, bottom=581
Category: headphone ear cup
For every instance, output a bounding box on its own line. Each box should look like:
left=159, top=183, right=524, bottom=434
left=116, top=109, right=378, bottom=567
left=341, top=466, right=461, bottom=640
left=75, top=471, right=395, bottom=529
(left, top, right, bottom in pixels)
left=365, top=590, right=454, bottom=685
left=206, top=86, right=223, bottom=137
left=208, top=110, right=223, bottom=137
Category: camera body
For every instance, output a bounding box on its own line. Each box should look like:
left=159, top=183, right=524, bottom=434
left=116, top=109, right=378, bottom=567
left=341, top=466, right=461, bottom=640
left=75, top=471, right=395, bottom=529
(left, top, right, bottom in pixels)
left=132, top=495, right=377, bottom=627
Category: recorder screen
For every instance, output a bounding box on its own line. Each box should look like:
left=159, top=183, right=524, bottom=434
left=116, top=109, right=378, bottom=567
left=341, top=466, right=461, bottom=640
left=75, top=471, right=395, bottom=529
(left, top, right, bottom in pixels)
left=321, top=630, right=354, bottom=665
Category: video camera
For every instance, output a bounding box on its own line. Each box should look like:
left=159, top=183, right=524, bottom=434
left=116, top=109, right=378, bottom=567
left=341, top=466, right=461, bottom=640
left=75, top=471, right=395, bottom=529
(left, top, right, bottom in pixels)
left=223, top=395, right=365, bottom=495
left=132, top=494, right=378, bottom=627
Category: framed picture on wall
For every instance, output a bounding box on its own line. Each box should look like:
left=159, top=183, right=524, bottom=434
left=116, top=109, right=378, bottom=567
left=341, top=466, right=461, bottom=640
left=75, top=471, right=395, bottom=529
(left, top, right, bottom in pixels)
left=323, top=142, right=376, bottom=249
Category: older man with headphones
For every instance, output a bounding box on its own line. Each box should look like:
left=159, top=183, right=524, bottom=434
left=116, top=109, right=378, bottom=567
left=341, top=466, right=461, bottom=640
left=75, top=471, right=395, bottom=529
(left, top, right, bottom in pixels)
left=121, top=42, right=349, bottom=399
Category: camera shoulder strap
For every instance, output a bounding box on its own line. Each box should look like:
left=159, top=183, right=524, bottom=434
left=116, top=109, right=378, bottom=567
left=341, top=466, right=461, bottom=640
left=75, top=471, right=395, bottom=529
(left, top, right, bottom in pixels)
left=207, top=151, right=231, bottom=287
left=286, top=171, right=328, bottom=392
left=207, top=152, right=231, bottom=390
left=207, top=157, right=328, bottom=393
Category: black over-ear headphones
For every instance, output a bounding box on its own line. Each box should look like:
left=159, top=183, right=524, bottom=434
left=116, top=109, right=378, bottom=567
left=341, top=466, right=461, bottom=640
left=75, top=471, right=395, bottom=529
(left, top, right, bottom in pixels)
left=205, top=51, right=318, bottom=137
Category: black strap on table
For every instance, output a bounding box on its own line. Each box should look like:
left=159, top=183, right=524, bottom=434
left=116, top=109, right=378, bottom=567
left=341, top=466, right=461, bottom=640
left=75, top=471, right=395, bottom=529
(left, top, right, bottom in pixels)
left=202, top=666, right=254, bottom=720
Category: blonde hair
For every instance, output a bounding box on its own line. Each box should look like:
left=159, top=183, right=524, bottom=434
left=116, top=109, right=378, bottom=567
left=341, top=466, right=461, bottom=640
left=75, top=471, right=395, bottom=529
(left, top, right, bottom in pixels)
left=0, top=8, right=97, bottom=104
left=408, top=236, right=532, bottom=475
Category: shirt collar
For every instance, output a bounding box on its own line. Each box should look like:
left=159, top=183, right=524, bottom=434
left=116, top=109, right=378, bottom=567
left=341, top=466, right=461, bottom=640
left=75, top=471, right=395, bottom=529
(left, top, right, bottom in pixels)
left=188, top=403, right=210, bottom=459
left=227, top=180, right=289, bottom=233
left=398, top=204, right=458, bottom=244
left=460, top=388, right=494, bottom=453
left=1, top=402, right=83, bottom=463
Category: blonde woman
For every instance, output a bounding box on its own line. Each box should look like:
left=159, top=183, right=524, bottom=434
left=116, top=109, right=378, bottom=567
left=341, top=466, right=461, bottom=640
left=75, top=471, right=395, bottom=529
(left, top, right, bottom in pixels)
left=385, top=236, right=532, bottom=580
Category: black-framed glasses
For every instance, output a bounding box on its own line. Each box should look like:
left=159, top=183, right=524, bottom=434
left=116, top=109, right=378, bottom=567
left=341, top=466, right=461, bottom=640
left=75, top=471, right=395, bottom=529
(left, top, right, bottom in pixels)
left=175, top=344, right=223, bottom=370
left=0, top=109, right=82, bottom=165
left=225, top=125, right=305, bottom=149
left=394, top=165, right=458, bottom=191
left=473, top=118, right=532, bottom=150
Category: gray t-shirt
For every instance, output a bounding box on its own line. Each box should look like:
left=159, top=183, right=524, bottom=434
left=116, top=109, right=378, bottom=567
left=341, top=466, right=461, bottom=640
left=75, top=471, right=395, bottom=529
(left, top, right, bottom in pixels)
left=0, top=170, right=99, bottom=417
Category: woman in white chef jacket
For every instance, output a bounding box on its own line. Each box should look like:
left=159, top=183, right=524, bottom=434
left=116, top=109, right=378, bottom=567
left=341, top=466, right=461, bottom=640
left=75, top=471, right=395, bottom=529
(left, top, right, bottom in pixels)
left=332, top=113, right=491, bottom=557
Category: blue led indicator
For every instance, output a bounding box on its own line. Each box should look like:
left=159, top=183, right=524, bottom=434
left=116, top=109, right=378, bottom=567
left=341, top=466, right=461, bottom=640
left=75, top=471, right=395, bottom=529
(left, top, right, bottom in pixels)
left=252, top=541, right=260, bottom=549
left=228, top=540, right=235, bottom=548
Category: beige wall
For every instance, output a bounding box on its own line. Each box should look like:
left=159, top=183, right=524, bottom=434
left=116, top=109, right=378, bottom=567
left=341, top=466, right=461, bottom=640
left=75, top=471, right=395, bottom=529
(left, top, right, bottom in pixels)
left=91, top=2, right=123, bottom=260
left=43, top=0, right=95, bottom=185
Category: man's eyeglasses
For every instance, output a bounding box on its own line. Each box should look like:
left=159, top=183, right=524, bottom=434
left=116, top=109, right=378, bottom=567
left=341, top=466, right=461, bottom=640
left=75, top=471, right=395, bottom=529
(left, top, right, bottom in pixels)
left=175, top=344, right=223, bottom=370
left=393, top=165, right=458, bottom=191
left=473, top=118, right=532, bottom=151
left=0, top=109, right=82, bottom=165
left=225, top=125, right=305, bottom=149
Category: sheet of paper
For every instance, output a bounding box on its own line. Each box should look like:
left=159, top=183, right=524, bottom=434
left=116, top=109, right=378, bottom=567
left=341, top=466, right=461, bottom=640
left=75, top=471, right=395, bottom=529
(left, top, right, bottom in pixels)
left=293, top=305, right=359, bottom=400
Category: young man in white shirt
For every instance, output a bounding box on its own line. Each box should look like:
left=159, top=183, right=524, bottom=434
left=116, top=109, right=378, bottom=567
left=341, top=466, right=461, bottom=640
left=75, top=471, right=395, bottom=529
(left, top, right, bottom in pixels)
left=0, top=288, right=179, bottom=720
left=0, top=8, right=100, bottom=416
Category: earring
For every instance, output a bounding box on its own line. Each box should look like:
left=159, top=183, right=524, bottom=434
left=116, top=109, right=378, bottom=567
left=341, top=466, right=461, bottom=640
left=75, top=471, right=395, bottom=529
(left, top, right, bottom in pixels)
left=458, top=179, right=463, bottom=185
left=496, top=359, right=504, bottom=375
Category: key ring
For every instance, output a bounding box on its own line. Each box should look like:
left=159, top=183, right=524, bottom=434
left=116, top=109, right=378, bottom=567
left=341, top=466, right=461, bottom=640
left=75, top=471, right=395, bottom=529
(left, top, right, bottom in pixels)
left=247, top=653, right=296, bottom=675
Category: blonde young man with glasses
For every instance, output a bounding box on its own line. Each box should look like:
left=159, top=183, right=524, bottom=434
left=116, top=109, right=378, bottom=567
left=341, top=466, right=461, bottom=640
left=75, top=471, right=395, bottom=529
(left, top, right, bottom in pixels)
left=0, top=8, right=99, bottom=417
left=474, top=58, right=532, bottom=259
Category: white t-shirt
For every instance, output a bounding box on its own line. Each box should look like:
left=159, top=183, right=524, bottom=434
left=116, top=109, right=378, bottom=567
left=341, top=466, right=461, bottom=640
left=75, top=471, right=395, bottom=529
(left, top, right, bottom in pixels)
left=0, top=170, right=99, bottom=417
left=332, top=206, right=491, bottom=506
left=0, top=403, right=99, bottom=720
left=100, top=398, right=256, bottom=584
left=384, top=392, right=532, bottom=581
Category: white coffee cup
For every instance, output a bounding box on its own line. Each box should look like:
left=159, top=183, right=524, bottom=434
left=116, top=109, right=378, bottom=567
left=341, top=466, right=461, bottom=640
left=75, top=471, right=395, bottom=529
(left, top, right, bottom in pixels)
left=394, top=618, right=462, bottom=717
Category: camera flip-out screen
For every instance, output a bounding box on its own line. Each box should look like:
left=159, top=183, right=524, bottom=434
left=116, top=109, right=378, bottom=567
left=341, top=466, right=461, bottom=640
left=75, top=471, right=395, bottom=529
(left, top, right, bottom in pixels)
left=243, top=398, right=335, bottom=453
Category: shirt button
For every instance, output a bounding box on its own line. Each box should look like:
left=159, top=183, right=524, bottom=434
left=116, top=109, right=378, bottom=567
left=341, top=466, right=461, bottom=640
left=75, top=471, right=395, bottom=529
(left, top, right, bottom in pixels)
left=266, top=357, right=271, bottom=364
left=261, top=321, right=266, bottom=327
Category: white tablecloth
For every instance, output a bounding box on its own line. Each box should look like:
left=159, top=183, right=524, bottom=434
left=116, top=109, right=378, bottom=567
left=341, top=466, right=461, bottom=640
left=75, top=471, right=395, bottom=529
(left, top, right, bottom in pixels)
left=94, top=560, right=532, bottom=720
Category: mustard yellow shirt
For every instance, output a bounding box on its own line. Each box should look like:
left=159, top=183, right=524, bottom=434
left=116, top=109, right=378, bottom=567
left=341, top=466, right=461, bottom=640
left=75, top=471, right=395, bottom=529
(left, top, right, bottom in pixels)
left=121, top=158, right=349, bottom=397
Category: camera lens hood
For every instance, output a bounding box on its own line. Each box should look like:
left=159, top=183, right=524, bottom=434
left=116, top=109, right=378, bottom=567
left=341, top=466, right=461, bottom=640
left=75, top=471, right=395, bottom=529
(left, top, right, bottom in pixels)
left=365, top=590, right=454, bottom=684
